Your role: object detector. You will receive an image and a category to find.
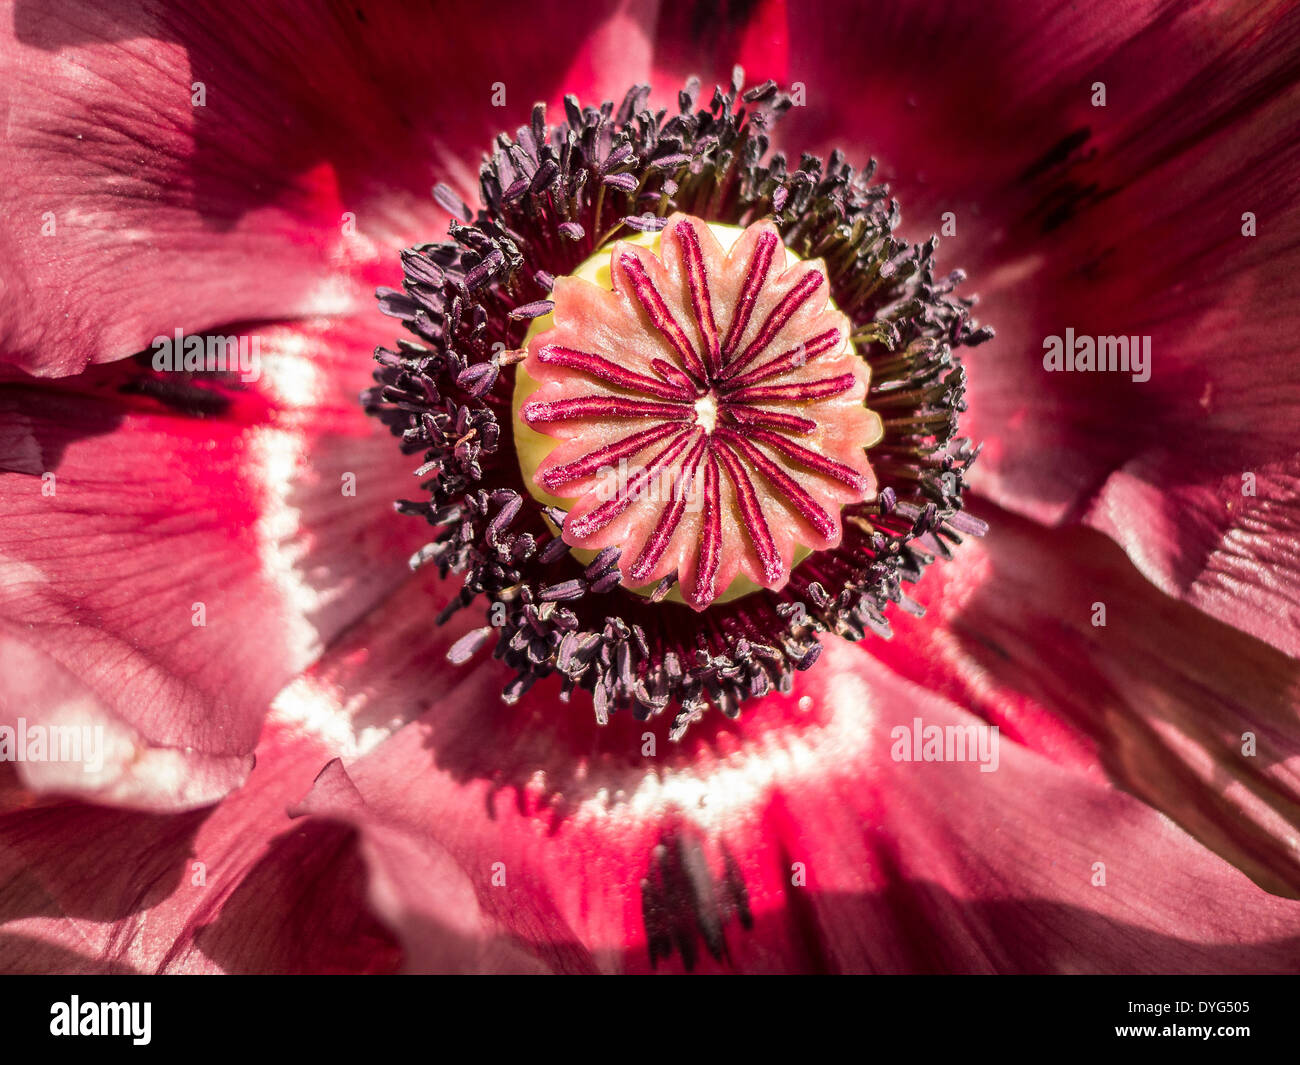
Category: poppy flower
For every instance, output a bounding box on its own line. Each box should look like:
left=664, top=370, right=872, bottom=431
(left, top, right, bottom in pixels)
left=2, top=0, right=1299, bottom=975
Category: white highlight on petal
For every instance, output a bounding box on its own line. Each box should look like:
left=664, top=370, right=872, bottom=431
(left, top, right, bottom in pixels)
left=256, top=328, right=326, bottom=409
left=0, top=635, right=247, bottom=810
left=575, top=646, right=876, bottom=834
left=269, top=673, right=404, bottom=760
left=246, top=428, right=332, bottom=666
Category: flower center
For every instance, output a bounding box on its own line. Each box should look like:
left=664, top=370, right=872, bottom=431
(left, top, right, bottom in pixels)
left=693, top=392, right=719, bottom=433
left=512, top=213, right=883, bottom=611
left=367, top=75, right=992, bottom=735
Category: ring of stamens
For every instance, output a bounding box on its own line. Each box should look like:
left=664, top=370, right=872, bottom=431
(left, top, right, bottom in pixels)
left=365, top=74, right=992, bottom=735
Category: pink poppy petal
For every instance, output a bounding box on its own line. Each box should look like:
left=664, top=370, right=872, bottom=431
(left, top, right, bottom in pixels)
left=0, top=716, right=400, bottom=974
left=1083, top=448, right=1300, bottom=660
left=761, top=0, right=1300, bottom=647
left=1, top=0, right=656, bottom=376
left=291, top=762, right=556, bottom=974
left=743, top=647, right=1300, bottom=974
left=649, top=0, right=790, bottom=89
left=874, top=501, right=1300, bottom=899
left=279, top=571, right=1300, bottom=972
left=0, top=315, right=425, bottom=808
left=185, top=817, right=402, bottom=975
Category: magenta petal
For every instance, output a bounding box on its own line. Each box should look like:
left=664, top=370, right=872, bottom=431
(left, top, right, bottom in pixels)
left=875, top=502, right=1300, bottom=898
left=275, top=573, right=1300, bottom=972
left=1, top=10, right=358, bottom=376
left=0, top=0, right=656, bottom=376
left=0, top=718, right=398, bottom=973
left=648, top=0, right=790, bottom=90
left=0, top=798, right=207, bottom=974
left=188, top=816, right=401, bottom=975
left=768, top=1, right=1300, bottom=648
left=0, top=316, right=426, bottom=808
left=292, top=761, right=557, bottom=974
left=1084, top=452, right=1300, bottom=659
left=754, top=645, right=1300, bottom=974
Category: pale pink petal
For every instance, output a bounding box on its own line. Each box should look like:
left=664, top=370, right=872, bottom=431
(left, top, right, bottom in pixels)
left=0, top=315, right=426, bottom=808
left=0, top=0, right=658, bottom=375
